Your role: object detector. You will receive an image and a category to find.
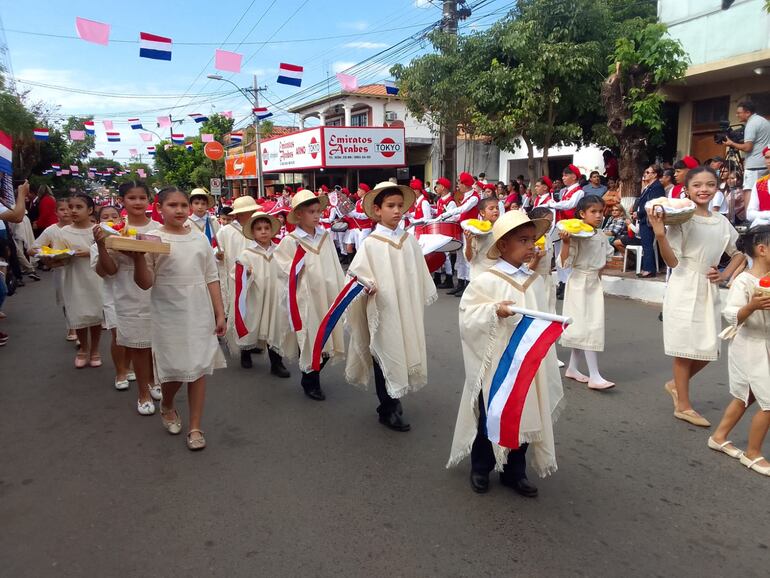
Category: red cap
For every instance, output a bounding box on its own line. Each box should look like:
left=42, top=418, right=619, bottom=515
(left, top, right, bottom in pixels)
left=284, top=186, right=293, bottom=194
left=409, top=177, right=423, bottom=190
left=358, top=183, right=370, bottom=193
left=341, top=187, right=350, bottom=195
left=320, top=185, right=329, bottom=192
left=563, top=164, right=581, bottom=179
left=436, top=177, right=451, bottom=189
left=682, top=156, right=699, bottom=169
left=541, top=176, right=553, bottom=189
left=763, top=146, right=770, bottom=156
left=459, top=172, right=474, bottom=187
left=483, top=182, right=496, bottom=191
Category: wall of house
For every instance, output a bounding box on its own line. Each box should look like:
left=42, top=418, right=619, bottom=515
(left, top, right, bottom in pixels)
left=659, top=0, right=770, bottom=65
left=497, top=139, right=606, bottom=183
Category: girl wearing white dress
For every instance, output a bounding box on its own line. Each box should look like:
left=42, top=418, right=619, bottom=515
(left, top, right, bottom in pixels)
left=133, top=187, right=226, bottom=451
left=709, top=226, right=770, bottom=476
left=92, top=182, right=161, bottom=415
left=90, top=205, right=130, bottom=393
left=651, top=167, right=746, bottom=427
left=52, top=193, right=104, bottom=368
left=558, top=195, right=615, bottom=390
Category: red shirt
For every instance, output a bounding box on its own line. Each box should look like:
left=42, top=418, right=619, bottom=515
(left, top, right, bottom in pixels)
left=757, top=177, right=770, bottom=211
left=35, top=195, right=58, bottom=230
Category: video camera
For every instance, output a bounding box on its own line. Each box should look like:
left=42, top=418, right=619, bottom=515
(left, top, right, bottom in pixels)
left=714, top=120, right=745, bottom=145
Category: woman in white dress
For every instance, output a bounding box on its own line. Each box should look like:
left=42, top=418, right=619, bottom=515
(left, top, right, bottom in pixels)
left=49, top=193, right=104, bottom=368
left=558, top=195, right=615, bottom=390
left=90, top=205, right=129, bottom=394
left=92, top=182, right=162, bottom=416
left=133, top=187, right=226, bottom=451
left=651, top=167, right=746, bottom=427
left=709, top=226, right=770, bottom=476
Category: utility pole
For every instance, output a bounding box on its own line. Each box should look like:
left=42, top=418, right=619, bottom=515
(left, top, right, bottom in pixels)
left=439, top=1, right=469, bottom=182
left=252, top=74, right=268, bottom=198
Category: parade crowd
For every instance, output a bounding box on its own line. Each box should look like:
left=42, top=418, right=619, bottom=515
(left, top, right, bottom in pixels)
left=1, top=139, right=770, bottom=493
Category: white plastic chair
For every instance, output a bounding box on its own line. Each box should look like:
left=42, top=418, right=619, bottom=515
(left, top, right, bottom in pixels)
left=623, top=245, right=643, bottom=275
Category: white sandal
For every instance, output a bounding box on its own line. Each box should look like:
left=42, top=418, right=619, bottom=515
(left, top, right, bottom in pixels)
left=160, top=406, right=182, bottom=434
left=137, top=399, right=156, bottom=416
left=739, top=454, right=770, bottom=476
left=149, top=385, right=162, bottom=401
left=707, top=437, right=743, bottom=459
left=187, top=429, right=206, bottom=451
left=114, top=378, right=130, bottom=391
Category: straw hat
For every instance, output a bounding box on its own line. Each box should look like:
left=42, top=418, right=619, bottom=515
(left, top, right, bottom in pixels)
left=287, top=189, right=328, bottom=225
left=189, top=187, right=215, bottom=209
left=230, top=195, right=262, bottom=216
left=243, top=211, right=280, bottom=240
left=362, top=181, right=415, bottom=220
left=486, top=210, right=551, bottom=259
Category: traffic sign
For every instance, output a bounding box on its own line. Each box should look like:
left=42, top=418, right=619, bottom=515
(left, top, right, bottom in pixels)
left=210, top=178, right=222, bottom=196
left=204, top=141, right=224, bottom=161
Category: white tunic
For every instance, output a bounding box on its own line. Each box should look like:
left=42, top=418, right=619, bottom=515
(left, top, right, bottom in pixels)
left=90, top=244, right=116, bottom=330
left=54, top=225, right=104, bottom=330
left=345, top=225, right=437, bottom=398
left=232, top=243, right=286, bottom=351
left=149, top=229, right=226, bottom=383
left=274, top=227, right=346, bottom=372
left=448, top=260, right=564, bottom=477
left=468, top=233, right=496, bottom=280
left=720, top=272, right=770, bottom=410
left=112, top=220, right=162, bottom=348
left=663, top=213, right=739, bottom=360
left=558, top=232, right=613, bottom=351
left=216, top=222, right=253, bottom=317
left=533, top=240, right=556, bottom=314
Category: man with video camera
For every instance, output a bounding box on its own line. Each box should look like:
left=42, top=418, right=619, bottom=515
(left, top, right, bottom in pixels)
left=723, top=101, right=770, bottom=192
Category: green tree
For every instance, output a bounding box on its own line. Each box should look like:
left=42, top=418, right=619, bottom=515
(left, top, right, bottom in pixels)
left=153, top=139, right=213, bottom=190
left=601, top=22, right=688, bottom=197
left=62, top=117, right=96, bottom=161
left=199, top=114, right=234, bottom=141
left=259, top=119, right=274, bottom=139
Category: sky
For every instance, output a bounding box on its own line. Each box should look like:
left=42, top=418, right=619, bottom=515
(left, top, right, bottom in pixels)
left=0, top=0, right=511, bottom=163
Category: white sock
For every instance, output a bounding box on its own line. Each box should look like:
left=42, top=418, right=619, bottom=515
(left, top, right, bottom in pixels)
left=568, top=349, right=584, bottom=373
left=584, top=350, right=608, bottom=383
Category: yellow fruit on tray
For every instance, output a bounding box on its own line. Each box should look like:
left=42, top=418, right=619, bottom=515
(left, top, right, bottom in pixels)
left=559, top=219, right=594, bottom=234
left=535, top=235, right=546, bottom=249
left=465, top=219, right=492, bottom=232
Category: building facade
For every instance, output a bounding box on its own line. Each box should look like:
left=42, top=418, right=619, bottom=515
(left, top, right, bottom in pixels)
left=660, top=0, right=770, bottom=163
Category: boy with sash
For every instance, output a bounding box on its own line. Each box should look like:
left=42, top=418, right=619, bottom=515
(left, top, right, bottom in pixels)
left=448, top=211, right=564, bottom=497
left=345, top=182, right=437, bottom=431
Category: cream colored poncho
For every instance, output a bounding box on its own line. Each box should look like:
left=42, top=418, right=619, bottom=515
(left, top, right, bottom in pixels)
left=230, top=243, right=286, bottom=352
left=345, top=226, right=437, bottom=398
left=447, top=261, right=564, bottom=477
left=274, top=227, right=346, bottom=372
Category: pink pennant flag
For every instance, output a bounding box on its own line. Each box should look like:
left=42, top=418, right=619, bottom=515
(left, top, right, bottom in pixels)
left=75, top=17, right=110, bottom=46
left=336, top=73, right=358, bottom=92
left=137, top=169, right=146, bottom=178
left=129, top=148, right=138, bottom=156
left=201, top=133, right=214, bottom=143
left=214, top=49, right=242, bottom=73
left=140, top=132, right=153, bottom=142
left=61, top=169, right=70, bottom=175
left=88, top=172, right=95, bottom=178
left=95, top=151, right=104, bottom=157
left=69, top=165, right=79, bottom=172
left=222, top=111, right=233, bottom=119
left=157, top=116, right=172, bottom=128
left=103, top=120, right=113, bottom=130
left=69, top=130, right=85, bottom=141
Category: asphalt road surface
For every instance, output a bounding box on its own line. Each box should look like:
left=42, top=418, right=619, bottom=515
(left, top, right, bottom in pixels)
left=1, top=273, right=768, bottom=577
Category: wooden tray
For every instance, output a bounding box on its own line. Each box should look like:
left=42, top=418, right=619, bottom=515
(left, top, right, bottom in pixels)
left=105, top=236, right=171, bottom=254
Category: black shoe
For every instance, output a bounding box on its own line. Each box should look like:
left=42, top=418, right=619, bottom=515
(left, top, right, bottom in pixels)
left=301, top=372, right=325, bottom=400
left=658, top=311, right=663, bottom=322
left=556, top=282, right=565, bottom=301
left=268, top=349, right=290, bottom=378
left=500, top=475, right=538, bottom=497
left=448, top=279, right=465, bottom=295
left=240, top=350, right=252, bottom=369
left=27, top=272, right=41, bottom=281
left=250, top=347, right=264, bottom=354
left=454, top=282, right=466, bottom=298
left=470, top=471, right=490, bottom=493
left=433, top=272, right=442, bottom=286
left=303, top=386, right=326, bottom=401
left=378, top=411, right=411, bottom=432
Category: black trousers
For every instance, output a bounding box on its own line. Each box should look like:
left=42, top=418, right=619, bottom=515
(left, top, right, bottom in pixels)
left=470, top=392, right=528, bottom=481
left=373, top=357, right=399, bottom=415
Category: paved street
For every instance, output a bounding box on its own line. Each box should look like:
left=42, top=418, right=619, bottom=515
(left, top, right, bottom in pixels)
left=1, top=273, right=768, bottom=577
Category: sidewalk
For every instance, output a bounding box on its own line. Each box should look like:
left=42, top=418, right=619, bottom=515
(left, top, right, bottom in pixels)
left=598, top=268, right=728, bottom=305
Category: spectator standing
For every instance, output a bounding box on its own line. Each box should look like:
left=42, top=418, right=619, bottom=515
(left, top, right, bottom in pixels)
left=583, top=171, right=607, bottom=196
left=724, top=101, right=770, bottom=194
left=31, top=185, right=58, bottom=236
left=660, top=169, right=675, bottom=197
left=603, top=150, right=619, bottom=181
left=632, top=164, right=666, bottom=278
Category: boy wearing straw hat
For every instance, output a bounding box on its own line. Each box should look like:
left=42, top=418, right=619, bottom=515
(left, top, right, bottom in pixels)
left=274, top=189, right=345, bottom=401
left=231, top=210, right=290, bottom=378
left=447, top=211, right=564, bottom=497
left=345, top=182, right=437, bottom=431
left=218, top=195, right=261, bottom=366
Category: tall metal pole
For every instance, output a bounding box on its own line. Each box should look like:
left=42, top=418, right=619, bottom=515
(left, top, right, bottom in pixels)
left=441, top=1, right=460, bottom=182
left=253, top=74, right=265, bottom=199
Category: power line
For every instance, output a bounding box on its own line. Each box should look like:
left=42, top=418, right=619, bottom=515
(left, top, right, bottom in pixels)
left=14, top=79, right=235, bottom=99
